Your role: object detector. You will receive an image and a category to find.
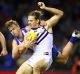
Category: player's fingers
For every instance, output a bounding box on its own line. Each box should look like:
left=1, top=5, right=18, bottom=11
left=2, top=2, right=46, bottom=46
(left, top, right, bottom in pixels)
left=38, top=2, right=43, bottom=7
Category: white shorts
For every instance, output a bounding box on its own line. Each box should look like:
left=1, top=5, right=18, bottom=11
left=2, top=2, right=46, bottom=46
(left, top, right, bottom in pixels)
left=25, top=52, right=53, bottom=71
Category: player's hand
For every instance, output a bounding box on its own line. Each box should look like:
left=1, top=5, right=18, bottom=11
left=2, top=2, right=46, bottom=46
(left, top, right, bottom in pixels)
left=38, top=2, right=46, bottom=9
left=0, top=49, right=8, bottom=56
left=29, top=39, right=36, bottom=48
left=24, top=31, right=37, bottom=48
left=24, top=38, right=36, bottom=49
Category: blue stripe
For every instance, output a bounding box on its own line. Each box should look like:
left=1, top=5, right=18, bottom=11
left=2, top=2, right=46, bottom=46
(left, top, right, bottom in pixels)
left=14, top=27, right=27, bottom=45
left=14, top=37, right=19, bottom=45
left=21, top=27, right=27, bottom=33
left=52, top=46, right=59, bottom=61
left=37, top=29, right=46, bottom=41
left=36, top=31, right=48, bottom=44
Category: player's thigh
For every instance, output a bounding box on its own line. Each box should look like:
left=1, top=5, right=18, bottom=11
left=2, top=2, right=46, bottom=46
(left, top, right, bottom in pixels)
left=16, top=58, right=26, bottom=66
left=16, top=62, right=33, bottom=74
left=34, top=59, right=48, bottom=71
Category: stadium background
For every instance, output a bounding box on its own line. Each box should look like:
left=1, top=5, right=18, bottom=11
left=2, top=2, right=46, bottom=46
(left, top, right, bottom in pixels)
left=0, top=0, right=80, bottom=74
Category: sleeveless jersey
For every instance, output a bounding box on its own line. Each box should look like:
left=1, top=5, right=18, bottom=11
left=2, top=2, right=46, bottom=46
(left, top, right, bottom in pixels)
left=30, top=27, right=59, bottom=61
left=14, top=27, right=27, bottom=45
left=30, top=27, right=53, bottom=56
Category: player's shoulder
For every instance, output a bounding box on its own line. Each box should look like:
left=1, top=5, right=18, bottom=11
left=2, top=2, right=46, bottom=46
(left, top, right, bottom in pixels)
left=21, top=27, right=27, bottom=32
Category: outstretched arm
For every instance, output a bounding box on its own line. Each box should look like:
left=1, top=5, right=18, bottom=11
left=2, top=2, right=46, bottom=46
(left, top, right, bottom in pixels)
left=38, top=2, right=63, bottom=33
left=0, top=32, right=8, bottom=56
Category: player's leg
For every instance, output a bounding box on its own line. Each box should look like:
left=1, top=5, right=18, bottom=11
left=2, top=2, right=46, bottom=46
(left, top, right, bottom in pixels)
left=62, top=30, right=80, bottom=57
left=33, top=59, right=48, bottom=74
left=56, top=30, right=80, bottom=63
left=16, top=62, right=33, bottom=74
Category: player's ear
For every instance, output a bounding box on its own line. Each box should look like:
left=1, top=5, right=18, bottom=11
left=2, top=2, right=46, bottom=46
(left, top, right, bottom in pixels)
left=16, top=24, right=20, bottom=29
left=37, top=19, right=39, bottom=24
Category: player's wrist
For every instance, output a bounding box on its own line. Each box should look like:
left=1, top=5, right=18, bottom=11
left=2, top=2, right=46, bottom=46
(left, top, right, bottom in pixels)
left=44, top=7, right=48, bottom=10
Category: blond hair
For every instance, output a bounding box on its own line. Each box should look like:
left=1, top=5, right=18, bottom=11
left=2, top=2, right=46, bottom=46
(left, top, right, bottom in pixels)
left=5, top=19, right=18, bottom=29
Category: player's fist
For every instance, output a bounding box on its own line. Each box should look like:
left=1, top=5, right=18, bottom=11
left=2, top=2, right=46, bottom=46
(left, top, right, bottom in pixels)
left=0, top=50, right=8, bottom=56
left=38, top=2, right=46, bottom=9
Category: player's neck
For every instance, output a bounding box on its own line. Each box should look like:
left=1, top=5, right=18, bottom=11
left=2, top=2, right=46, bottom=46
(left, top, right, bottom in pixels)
left=31, top=24, right=39, bottom=29
left=18, top=31, right=23, bottom=41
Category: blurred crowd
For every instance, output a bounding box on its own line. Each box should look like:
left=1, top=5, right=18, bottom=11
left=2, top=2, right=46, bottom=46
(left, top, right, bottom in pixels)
left=0, top=0, right=80, bottom=72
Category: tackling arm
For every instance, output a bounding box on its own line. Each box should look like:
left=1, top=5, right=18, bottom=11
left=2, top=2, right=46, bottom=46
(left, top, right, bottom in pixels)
left=12, top=40, right=27, bottom=60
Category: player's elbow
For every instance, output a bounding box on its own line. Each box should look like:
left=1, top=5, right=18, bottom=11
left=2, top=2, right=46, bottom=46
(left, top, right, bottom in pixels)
left=59, top=11, right=64, bottom=18
left=61, top=11, right=64, bottom=16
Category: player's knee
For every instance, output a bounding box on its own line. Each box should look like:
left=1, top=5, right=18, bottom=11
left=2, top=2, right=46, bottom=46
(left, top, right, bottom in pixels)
left=33, top=65, right=41, bottom=71
left=33, top=65, right=44, bottom=72
left=16, top=70, right=20, bottom=74
left=16, top=62, right=33, bottom=74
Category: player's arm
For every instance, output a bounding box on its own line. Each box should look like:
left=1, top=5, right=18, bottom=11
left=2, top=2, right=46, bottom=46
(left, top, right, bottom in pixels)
left=12, top=38, right=35, bottom=59
left=38, top=2, right=63, bottom=33
left=12, top=40, right=20, bottom=59
left=0, top=32, right=8, bottom=56
left=12, top=40, right=27, bottom=60
left=55, top=30, right=80, bottom=64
